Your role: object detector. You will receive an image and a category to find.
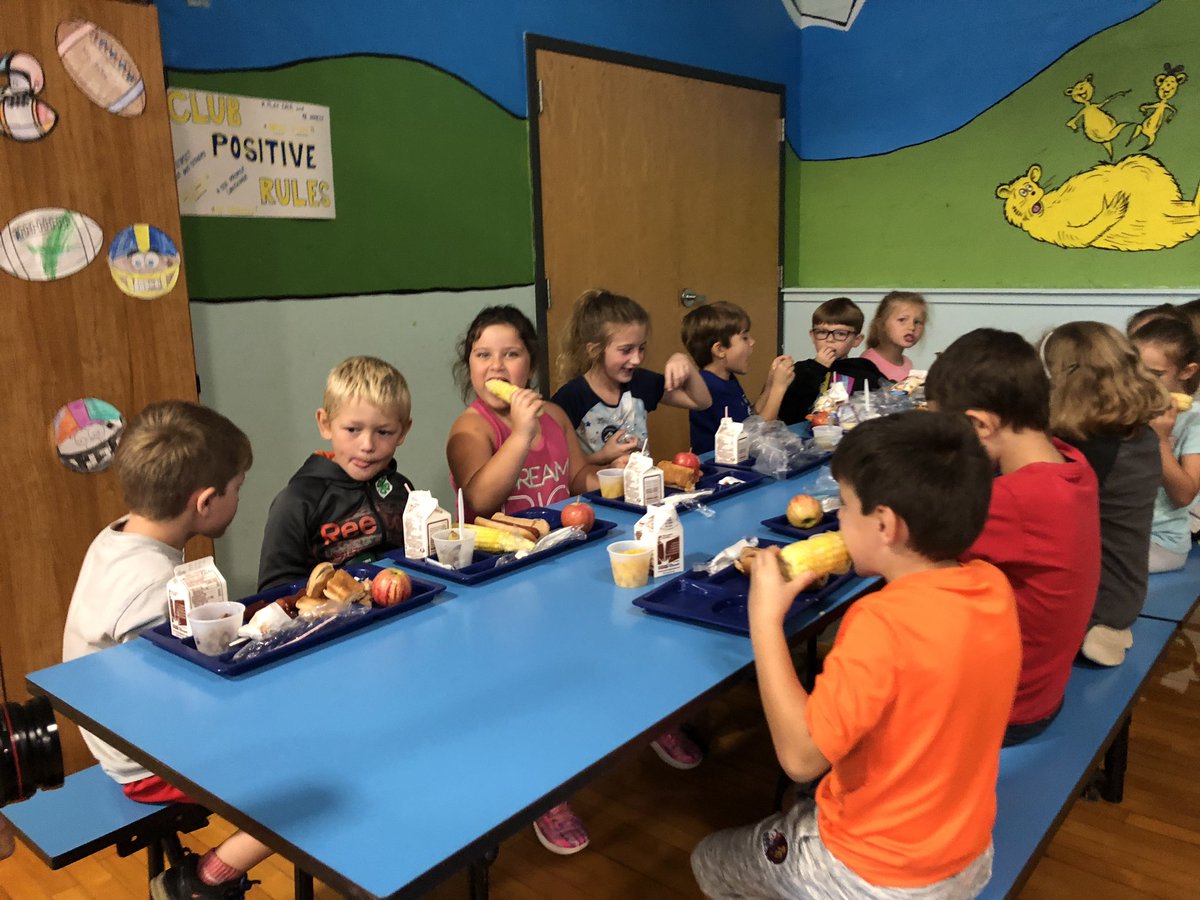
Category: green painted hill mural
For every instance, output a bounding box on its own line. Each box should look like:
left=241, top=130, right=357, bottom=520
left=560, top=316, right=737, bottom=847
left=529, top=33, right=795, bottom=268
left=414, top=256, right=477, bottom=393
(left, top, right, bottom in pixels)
left=169, top=57, right=534, bottom=299
left=795, top=0, right=1200, bottom=289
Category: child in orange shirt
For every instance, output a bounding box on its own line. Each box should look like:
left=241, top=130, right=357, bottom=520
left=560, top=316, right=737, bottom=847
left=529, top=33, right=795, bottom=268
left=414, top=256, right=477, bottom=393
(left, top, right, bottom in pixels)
left=692, top=411, right=1021, bottom=898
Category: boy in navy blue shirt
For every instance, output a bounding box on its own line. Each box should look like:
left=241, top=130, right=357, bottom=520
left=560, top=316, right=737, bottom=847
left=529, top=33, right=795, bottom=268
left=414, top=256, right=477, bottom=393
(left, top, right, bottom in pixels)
left=682, top=301, right=794, bottom=454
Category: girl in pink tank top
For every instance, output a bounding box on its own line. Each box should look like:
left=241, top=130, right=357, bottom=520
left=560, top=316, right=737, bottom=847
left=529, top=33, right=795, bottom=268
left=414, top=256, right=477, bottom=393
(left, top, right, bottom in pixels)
left=447, top=306, right=600, bottom=519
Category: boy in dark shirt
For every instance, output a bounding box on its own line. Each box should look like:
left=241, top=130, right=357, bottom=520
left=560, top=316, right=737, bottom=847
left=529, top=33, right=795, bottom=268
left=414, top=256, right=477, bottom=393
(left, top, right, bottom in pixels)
left=681, top=300, right=794, bottom=454
left=258, top=356, right=414, bottom=590
left=779, top=297, right=885, bottom=425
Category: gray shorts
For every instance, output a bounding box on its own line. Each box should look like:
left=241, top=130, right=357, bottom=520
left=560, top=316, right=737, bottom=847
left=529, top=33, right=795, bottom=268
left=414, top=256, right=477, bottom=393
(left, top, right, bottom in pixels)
left=690, top=800, right=993, bottom=900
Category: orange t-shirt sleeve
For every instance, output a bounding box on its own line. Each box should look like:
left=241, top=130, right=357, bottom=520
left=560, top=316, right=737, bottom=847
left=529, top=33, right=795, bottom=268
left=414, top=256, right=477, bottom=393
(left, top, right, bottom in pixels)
left=806, top=605, right=897, bottom=764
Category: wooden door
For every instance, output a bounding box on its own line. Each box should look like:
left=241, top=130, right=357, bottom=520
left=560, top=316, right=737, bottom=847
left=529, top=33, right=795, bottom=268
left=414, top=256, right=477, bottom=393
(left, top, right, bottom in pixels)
left=533, top=42, right=782, bottom=457
left=0, top=0, right=206, bottom=774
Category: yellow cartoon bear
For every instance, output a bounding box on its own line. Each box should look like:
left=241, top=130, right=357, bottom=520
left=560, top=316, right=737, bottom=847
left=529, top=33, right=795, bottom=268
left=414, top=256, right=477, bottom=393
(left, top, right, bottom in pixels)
left=996, top=155, right=1200, bottom=251
left=1128, top=63, right=1186, bottom=149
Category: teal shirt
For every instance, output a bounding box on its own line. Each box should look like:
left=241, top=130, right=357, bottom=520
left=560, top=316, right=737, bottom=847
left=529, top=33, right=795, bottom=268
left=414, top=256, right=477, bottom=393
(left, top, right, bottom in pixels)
left=1151, top=407, right=1200, bottom=555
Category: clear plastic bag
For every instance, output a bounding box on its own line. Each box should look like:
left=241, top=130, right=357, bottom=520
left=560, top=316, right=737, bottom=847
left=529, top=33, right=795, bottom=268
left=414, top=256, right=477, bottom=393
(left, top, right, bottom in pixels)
left=694, top=536, right=759, bottom=574
left=230, top=604, right=370, bottom=663
left=752, top=428, right=810, bottom=478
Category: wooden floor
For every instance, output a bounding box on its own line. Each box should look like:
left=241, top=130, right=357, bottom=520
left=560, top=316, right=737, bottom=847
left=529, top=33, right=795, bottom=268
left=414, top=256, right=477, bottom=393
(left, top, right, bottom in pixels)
left=2, top=609, right=1198, bottom=899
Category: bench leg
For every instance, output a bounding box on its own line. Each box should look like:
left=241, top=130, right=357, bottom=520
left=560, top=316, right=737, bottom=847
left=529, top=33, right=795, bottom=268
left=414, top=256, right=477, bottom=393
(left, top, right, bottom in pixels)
left=295, top=866, right=315, bottom=900
left=468, top=846, right=498, bottom=900
left=1100, top=715, right=1131, bottom=803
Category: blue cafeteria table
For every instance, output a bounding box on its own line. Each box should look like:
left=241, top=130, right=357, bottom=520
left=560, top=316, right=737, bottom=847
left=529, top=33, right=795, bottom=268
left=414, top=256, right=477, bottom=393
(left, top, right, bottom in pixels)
left=27, top=459, right=874, bottom=898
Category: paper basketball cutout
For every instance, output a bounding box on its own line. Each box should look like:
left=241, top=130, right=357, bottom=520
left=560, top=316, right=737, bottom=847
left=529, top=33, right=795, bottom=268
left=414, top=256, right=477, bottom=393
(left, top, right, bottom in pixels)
left=1, top=51, right=58, bottom=142
left=108, top=224, right=181, bottom=299
left=55, top=19, right=145, bottom=117
left=0, top=208, right=103, bottom=282
left=52, top=398, right=124, bottom=474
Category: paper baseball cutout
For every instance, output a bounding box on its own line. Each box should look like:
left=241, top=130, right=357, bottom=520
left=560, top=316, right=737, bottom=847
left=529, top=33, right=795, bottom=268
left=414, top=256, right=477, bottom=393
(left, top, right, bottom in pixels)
left=55, top=19, right=145, bottom=117
left=0, top=208, right=103, bottom=281
left=52, top=398, right=124, bottom=474
left=0, top=51, right=58, bottom=141
left=108, top=224, right=181, bottom=299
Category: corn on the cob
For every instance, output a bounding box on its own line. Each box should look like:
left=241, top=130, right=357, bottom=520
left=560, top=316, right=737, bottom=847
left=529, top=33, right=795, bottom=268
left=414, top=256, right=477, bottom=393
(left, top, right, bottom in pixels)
left=461, top=523, right=535, bottom=552
left=1171, top=392, right=1193, bottom=412
left=485, top=379, right=545, bottom=416
left=779, top=531, right=851, bottom=580
left=485, top=379, right=518, bottom=403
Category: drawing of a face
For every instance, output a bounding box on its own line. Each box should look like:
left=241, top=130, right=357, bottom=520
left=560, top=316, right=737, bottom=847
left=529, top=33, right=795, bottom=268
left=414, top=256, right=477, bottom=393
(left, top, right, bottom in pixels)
left=996, top=165, right=1045, bottom=221
left=108, top=224, right=181, bottom=299
left=1065, top=76, right=1095, bottom=103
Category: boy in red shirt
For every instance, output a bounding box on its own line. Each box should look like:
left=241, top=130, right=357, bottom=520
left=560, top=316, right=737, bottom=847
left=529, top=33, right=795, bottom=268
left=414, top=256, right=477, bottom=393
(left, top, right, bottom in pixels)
left=927, top=329, right=1100, bottom=743
left=692, top=411, right=1020, bottom=898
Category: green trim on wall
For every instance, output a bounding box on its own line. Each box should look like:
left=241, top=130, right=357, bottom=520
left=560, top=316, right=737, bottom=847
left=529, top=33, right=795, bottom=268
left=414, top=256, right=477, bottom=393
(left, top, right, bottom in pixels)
left=796, top=0, right=1200, bottom=289
left=170, top=57, right=534, bottom=299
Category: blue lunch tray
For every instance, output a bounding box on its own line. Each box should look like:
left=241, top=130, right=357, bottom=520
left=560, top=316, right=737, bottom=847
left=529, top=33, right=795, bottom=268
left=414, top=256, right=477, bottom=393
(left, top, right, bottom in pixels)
left=140, top=564, right=445, bottom=676
left=760, top=510, right=839, bottom=540
left=715, top=447, right=831, bottom=479
left=584, top=462, right=767, bottom=514
left=386, top=506, right=617, bottom=586
left=632, top=538, right=853, bottom=636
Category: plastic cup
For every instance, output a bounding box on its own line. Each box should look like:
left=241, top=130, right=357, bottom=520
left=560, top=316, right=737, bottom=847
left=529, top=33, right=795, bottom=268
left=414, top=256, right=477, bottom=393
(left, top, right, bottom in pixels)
left=812, top=425, right=844, bottom=450
left=188, top=601, right=245, bottom=656
left=607, top=540, right=652, bottom=588
left=432, top=527, right=477, bottom=569
left=597, top=468, right=625, bottom=499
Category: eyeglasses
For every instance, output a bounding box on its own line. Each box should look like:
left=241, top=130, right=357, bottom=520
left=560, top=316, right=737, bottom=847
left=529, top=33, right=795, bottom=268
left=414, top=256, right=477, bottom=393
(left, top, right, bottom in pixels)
left=811, top=328, right=856, bottom=342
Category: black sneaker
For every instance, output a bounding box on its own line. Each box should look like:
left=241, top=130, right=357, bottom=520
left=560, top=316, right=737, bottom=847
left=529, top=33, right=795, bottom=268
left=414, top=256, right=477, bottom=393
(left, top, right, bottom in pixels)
left=150, top=850, right=258, bottom=900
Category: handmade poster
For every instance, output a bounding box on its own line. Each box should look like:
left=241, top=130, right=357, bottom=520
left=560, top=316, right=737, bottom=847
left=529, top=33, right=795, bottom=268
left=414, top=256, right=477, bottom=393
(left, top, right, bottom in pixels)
left=0, top=51, right=58, bottom=141
left=0, top=208, right=103, bottom=282
left=108, top=224, right=181, bottom=299
left=169, top=88, right=335, bottom=219
left=52, top=398, right=124, bottom=474
left=55, top=20, right=145, bottom=117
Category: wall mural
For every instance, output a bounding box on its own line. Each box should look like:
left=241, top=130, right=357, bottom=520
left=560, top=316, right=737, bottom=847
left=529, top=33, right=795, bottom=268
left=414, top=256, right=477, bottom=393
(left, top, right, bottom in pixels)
left=996, top=63, right=1194, bottom=252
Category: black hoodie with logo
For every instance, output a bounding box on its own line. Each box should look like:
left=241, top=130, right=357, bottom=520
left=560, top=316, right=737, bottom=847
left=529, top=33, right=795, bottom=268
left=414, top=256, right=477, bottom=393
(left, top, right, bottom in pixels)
left=258, top=452, right=413, bottom=591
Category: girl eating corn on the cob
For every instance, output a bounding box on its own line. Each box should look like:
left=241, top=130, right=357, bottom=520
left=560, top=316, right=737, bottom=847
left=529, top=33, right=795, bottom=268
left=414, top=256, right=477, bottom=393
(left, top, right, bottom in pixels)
left=1129, top=316, right=1200, bottom=573
left=692, top=410, right=1020, bottom=899
left=447, top=306, right=599, bottom=520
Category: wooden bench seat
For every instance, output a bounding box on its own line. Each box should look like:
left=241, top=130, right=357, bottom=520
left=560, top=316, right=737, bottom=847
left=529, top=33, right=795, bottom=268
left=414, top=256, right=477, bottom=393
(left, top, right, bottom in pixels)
left=981, top=615, right=1176, bottom=899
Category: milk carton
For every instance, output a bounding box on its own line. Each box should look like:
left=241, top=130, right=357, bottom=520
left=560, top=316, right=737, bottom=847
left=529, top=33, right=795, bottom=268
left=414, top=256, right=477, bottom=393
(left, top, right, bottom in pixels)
left=403, top=489, right=452, bottom=559
left=634, top=503, right=684, bottom=577
left=167, top=557, right=228, bottom=638
left=714, top=415, right=749, bottom=465
left=623, top=450, right=664, bottom=508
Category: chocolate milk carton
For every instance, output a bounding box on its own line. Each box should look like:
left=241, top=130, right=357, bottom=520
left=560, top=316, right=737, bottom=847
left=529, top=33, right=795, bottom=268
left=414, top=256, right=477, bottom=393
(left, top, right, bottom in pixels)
left=714, top=415, right=749, bottom=465
left=623, top=450, right=664, bottom=508
left=167, top=557, right=228, bottom=638
left=403, top=489, right=452, bottom=559
left=634, top=503, right=684, bottom=577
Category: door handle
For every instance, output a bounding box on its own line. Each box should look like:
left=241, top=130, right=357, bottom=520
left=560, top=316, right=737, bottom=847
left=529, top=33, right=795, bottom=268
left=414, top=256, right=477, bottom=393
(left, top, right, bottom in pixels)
left=680, top=289, right=707, bottom=309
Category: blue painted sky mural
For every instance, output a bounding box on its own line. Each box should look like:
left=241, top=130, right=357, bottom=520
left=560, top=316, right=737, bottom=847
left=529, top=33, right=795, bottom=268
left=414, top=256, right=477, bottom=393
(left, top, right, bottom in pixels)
left=155, top=0, right=1160, bottom=161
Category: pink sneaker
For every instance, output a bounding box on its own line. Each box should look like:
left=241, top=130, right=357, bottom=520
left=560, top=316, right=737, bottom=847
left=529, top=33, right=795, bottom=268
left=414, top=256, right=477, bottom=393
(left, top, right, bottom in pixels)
left=533, top=803, right=590, bottom=855
left=650, top=728, right=703, bottom=769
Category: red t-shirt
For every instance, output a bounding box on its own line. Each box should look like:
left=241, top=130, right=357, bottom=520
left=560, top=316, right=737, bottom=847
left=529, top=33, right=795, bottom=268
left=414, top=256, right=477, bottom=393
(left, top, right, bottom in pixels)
left=806, top=561, right=1020, bottom=887
left=962, top=438, right=1100, bottom=725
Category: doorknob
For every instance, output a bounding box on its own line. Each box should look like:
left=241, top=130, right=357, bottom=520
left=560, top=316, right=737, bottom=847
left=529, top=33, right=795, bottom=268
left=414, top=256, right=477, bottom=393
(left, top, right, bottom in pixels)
left=680, top=289, right=707, bottom=308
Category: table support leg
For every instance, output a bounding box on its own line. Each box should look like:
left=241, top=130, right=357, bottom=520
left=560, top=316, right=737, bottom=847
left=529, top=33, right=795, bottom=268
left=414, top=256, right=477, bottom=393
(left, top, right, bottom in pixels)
left=295, top=866, right=315, bottom=900
left=1100, top=715, right=1130, bottom=803
left=468, top=846, right=499, bottom=900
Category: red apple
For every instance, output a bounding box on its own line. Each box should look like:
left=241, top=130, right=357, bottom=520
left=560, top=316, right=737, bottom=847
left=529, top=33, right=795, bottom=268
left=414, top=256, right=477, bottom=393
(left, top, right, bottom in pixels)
left=371, top=568, right=413, bottom=607
left=673, top=449, right=702, bottom=474
left=561, top=498, right=595, bottom=533
left=786, top=494, right=824, bottom=529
